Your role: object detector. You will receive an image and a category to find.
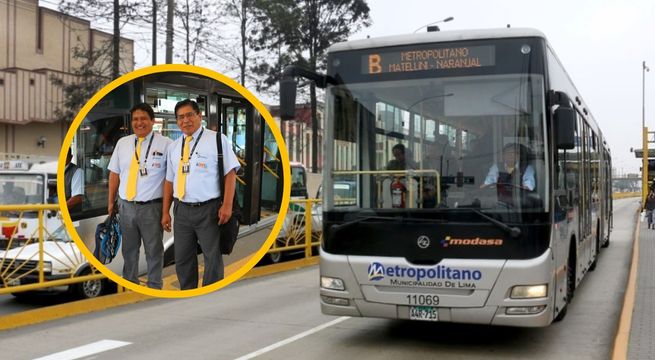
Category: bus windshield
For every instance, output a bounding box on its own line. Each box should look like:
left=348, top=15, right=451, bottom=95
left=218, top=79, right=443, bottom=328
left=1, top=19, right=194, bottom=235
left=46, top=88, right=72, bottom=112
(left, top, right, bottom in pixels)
left=326, top=73, right=547, bottom=213
left=0, top=174, right=45, bottom=217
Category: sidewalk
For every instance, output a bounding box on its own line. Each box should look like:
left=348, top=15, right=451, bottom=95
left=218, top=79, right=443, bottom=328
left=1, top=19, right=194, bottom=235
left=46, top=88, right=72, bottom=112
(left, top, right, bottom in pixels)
left=628, top=217, right=655, bottom=360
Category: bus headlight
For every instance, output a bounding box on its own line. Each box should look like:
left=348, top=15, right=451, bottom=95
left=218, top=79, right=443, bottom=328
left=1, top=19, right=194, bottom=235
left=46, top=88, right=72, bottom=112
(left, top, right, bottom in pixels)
left=321, top=276, right=345, bottom=291
left=42, top=261, right=52, bottom=274
left=510, top=284, right=547, bottom=299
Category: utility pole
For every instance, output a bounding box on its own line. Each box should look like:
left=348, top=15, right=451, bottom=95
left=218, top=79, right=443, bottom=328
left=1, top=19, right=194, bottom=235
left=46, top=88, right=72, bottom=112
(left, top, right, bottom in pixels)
left=643, top=61, right=649, bottom=204
left=112, top=0, right=120, bottom=79
left=166, top=0, right=174, bottom=64
left=152, top=0, right=157, bottom=65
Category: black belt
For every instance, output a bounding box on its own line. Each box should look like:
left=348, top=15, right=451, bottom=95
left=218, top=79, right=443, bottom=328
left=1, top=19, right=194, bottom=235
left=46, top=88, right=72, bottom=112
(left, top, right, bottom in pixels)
left=175, top=197, right=218, bottom=207
left=123, top=198, right=163, bottom=205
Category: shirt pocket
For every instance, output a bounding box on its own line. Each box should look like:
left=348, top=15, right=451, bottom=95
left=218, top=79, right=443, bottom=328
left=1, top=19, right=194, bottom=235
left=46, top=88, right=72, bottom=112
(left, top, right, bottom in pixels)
left=193, top=151, right=216, bottom=174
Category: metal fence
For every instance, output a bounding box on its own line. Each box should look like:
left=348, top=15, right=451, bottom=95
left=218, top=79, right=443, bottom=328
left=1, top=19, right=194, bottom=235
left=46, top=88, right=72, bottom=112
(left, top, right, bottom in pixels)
left=0, top=204, right=104, bottom=295
left=266, top=198, right=322, bottom=259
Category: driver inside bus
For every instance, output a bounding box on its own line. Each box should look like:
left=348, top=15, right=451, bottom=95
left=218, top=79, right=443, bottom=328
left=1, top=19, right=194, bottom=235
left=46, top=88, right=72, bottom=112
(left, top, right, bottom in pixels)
left=481, top=143, right=535, bottom=191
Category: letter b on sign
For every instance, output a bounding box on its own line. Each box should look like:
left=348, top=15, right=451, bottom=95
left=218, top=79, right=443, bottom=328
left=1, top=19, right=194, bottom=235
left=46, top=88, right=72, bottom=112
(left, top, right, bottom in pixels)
left=369, top=54, right=382, bottom=74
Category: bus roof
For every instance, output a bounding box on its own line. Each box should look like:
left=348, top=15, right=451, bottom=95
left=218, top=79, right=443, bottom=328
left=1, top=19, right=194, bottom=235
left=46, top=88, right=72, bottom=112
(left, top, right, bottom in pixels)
left=328, top=28, right=546, bottom=53
left=29, top=161, right=58, bottom=175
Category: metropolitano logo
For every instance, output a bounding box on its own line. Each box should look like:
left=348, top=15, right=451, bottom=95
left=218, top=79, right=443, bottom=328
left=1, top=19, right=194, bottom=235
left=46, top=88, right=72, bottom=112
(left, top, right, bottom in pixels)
left=368, top=262, right=385, bottom=281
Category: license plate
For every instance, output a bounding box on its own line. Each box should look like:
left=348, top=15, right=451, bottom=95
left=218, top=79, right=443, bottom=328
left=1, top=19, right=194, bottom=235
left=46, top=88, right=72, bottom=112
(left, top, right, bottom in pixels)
left=409, top=306, right=438, bottom=321
left=7, top=278, right=20, bottom=286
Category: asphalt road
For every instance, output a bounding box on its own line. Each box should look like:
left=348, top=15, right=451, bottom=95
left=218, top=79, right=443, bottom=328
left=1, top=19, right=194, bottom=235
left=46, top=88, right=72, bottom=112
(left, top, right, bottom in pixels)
left=0, top=198, right=640, bottom=360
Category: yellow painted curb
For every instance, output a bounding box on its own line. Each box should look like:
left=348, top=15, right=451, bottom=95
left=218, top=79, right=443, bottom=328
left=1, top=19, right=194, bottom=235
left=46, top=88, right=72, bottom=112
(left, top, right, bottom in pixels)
left=0, top=256, right=319, bottom=331
left=611, top=210, right=641, bottom=359
left=241, top=256, right=319, bottom=280
left=0, top=291, right=151, bottom=331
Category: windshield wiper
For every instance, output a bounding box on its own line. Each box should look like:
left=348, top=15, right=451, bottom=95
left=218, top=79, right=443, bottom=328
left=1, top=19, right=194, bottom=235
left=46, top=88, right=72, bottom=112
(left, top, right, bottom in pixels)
left=469, top=208, right=522, bottom=238
left=330, top=214, right=445, bottom=235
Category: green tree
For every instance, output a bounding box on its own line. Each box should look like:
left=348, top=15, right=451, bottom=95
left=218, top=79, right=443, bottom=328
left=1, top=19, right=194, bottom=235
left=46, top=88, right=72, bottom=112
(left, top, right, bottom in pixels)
left=58, top=0, right=144, bottom=79
left=251, top=0, right=371, bottom=172
left=50, top=44, right=113, bottom=122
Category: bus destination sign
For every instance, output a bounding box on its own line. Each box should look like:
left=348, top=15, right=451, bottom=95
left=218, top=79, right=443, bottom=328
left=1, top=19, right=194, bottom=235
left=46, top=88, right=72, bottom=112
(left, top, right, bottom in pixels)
left=363, top=45, right=495, bottom=74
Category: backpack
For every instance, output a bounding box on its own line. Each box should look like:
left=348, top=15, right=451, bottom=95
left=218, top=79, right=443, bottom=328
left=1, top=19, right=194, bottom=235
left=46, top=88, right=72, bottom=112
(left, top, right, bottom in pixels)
left=94, top=213, right=122, bottom=264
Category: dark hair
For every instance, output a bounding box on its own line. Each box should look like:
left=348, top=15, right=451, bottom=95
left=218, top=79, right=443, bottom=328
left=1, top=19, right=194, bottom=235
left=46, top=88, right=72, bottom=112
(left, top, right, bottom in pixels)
left=130, top=102, right=155, bottom=120
left=392, top=143, right=406, bottom=154
left=502, top=143, right=530, bottom=170
left=174, top=99, right=200, bottom=116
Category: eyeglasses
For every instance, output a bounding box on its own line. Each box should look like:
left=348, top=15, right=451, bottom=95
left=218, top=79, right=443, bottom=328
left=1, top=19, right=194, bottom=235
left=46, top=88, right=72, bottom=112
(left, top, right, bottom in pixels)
left=176, top=111, right=198, bottom=121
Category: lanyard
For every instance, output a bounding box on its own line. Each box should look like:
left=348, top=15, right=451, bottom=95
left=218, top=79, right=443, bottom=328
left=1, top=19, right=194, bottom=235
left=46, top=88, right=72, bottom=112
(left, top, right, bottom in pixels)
left=180, top=128, right=204, bottom=162
left=134, top=133, right=155, bottom=168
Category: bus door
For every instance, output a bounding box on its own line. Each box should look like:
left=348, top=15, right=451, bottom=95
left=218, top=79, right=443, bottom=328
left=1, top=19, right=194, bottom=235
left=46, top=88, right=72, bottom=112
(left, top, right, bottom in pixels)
left=221, top=97, right=262, bottom=225
left=578, top=116, right=592, bottom=266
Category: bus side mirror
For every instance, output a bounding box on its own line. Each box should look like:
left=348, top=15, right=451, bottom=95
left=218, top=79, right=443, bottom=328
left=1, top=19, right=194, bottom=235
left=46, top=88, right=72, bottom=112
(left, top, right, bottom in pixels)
left=279, top=76, right=297, bottom=121
left=555, top=106, right=575, bottom=150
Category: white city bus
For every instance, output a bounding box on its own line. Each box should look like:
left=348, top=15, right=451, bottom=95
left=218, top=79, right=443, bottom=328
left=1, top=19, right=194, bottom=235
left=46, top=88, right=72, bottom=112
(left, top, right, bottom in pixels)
left=280, top=28, right=612, bottom=327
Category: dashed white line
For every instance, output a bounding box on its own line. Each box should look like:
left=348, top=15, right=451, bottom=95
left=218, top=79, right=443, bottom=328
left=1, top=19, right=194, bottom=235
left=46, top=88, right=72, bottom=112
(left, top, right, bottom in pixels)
left=33, top=339, right=132, bottom=360
left=233, top=317, right=350, bottom=360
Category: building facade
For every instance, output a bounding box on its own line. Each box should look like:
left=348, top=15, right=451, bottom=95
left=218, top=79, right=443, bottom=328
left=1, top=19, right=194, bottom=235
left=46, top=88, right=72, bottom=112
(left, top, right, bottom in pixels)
left=270, top=103, right=324, bottom=173
left=0, top=0, right=134, bottom=159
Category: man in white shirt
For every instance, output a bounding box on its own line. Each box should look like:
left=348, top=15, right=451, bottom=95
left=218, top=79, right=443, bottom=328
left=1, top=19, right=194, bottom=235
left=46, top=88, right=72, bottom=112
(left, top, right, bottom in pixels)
left=482, top=143, right=535, bottom=191
left=162, top=99, right=240, bottom=290
left=64, top=148, right=84, bottom=215
left=107, top=103, right=173, bottom=289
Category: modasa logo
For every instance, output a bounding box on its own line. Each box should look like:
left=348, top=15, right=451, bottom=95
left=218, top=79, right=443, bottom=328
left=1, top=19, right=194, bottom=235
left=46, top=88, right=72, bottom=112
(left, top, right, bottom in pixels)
left=440, top=236, right=503, bottom=247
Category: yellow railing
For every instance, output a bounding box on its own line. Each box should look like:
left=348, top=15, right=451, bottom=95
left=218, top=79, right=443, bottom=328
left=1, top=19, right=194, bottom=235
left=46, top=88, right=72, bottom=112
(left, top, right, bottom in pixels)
left=333, top=169, right=441, bottom=207
left=0, top=204, right=105, bottom=295
left=613, top=192, right=641, bottom=200
left=267, top=198, right=321, bottom=259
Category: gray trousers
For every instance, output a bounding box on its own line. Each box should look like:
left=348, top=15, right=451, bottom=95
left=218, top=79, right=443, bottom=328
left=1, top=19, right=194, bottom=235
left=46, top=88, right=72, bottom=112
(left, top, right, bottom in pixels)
left=119, top=198, right=164, bottom=289
left=173, top=199, right=223, bottom=290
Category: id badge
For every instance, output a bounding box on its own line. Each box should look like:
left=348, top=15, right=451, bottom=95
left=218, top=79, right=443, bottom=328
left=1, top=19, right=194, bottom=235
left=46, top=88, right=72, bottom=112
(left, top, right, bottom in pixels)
left=139, top=167, right=148, bottom=176
left=182, top=162, right=190, bottom=174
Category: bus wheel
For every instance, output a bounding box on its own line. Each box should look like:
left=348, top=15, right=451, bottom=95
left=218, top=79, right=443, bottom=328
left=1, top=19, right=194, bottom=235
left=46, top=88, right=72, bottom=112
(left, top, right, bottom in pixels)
left=71, top=267, right=105, bottom=299
left=555, top=243, right=576, bottom=322
left=590, top=224, right=600, bottom=271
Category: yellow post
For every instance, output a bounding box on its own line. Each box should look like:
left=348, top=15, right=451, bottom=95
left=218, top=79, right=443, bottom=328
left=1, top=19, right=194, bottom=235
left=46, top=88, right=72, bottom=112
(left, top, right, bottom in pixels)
left=38, top=209, right=44, bottom=284
left=304, top=199, right=312, bottom=258
left=644, top=126, right=649, bottom=205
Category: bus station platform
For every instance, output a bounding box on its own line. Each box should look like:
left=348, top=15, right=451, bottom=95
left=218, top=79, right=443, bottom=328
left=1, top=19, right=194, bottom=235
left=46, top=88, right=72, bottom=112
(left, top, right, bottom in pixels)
left=627, top=214, right=655, bottom=359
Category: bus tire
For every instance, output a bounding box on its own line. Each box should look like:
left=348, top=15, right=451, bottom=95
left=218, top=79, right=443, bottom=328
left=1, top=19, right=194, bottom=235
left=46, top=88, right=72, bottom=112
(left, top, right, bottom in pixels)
left=589, top=223, right=600, bottom=271
left=70, top=267, right=105, bottom=299
left=555, top=240, right=576, bottom=322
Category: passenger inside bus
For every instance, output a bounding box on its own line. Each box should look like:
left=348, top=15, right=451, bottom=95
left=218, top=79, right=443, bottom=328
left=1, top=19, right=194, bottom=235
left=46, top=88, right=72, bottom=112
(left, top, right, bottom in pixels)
left=386, top=143, right=416, bottom=171
left=1, top=182, right=25, bottom=205
left=421, top=134, right=456, bottom=208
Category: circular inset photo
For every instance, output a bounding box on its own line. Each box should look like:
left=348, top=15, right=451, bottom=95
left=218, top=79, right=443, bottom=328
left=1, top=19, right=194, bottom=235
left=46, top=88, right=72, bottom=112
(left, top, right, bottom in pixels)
left=57, top=64, right=290, bottom=298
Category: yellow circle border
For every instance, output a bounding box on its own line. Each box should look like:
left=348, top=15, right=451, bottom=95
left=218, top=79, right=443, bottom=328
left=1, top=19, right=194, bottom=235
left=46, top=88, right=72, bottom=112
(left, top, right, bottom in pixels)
left=57, top=64, right=291, bottom=298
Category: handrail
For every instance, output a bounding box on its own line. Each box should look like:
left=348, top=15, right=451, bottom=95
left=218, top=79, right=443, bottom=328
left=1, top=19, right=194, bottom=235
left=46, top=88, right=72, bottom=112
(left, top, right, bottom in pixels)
left=263, top=146, right=281, bottom=162
left=0, top=204, right=106, bottom=295
left=332, top=169, right=441, bottom=206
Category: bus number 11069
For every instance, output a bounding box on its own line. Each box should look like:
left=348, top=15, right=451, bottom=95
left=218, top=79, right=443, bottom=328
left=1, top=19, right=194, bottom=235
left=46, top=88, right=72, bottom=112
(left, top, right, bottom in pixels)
left=406, top=294, right=440, bottom=306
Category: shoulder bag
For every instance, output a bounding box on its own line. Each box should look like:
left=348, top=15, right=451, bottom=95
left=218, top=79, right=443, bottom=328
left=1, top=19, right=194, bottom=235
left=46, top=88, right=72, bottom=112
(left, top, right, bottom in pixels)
left=217, top=131, right=242, bottom=255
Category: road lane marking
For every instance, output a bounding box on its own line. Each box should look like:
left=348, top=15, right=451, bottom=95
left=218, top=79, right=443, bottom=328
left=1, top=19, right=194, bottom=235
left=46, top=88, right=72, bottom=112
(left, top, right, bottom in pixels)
left=33, top=339, right=131, bottom=360
left=233, top=316, right=350, bottom=360
left=1, top=257, right=318, bottom=331
left=611, top=209, right=640, bottom=359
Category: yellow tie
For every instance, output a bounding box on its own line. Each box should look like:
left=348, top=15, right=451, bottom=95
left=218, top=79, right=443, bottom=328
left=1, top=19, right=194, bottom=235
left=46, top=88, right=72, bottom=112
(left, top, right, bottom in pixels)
left=177, top=135, right=192, bottom=200
left=126, top=137, right=144, bottom=200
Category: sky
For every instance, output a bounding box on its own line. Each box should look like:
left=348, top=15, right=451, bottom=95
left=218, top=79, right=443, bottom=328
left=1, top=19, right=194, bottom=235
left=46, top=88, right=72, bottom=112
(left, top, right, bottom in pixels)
left=41, top=0, right=654, bottom=175
left=353, top=0, right=655, bottom=176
